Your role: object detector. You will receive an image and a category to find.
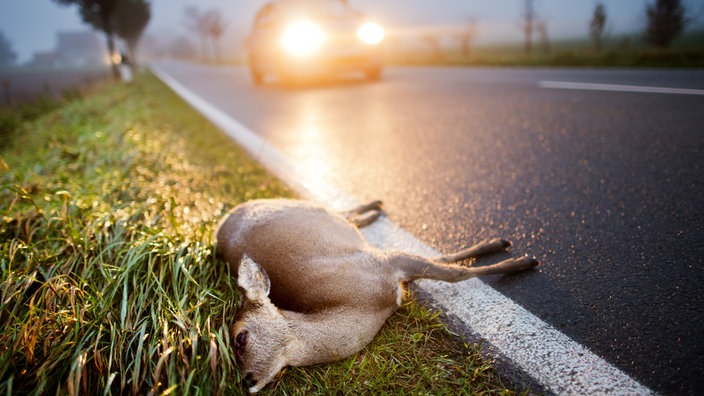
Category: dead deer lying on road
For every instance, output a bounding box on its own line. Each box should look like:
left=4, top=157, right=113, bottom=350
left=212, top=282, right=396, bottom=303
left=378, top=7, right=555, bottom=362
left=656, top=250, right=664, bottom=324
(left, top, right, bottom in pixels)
left=216, top=199, right=538, bottom=393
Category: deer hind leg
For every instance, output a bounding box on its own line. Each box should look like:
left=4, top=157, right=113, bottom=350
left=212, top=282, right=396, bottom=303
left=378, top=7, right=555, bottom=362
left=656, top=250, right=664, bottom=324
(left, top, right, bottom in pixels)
left=342, top=200, right=384, bottom=228
left=392, top=248, right=538, bottom=283
left=434, top=238, right=511, bottom=263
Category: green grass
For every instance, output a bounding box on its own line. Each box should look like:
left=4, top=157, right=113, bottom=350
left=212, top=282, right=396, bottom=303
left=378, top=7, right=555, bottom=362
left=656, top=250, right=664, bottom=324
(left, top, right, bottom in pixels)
left=1, top=90, right=82, bottom=150
left=388, top=47, right=704, bottom=68
left=0, top=72, right=520, bottom=395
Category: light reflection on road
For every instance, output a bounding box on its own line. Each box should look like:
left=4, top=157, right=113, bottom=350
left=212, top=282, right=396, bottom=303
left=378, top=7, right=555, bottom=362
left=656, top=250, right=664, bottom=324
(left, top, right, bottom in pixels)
left=292, top=124, right=338, bottom=202
left=272, top=83, right=400, bottom=207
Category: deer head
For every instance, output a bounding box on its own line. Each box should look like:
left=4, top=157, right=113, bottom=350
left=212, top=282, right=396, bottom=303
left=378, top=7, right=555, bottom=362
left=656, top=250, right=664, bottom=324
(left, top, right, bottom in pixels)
left=231, top=255, right=293, bottom=393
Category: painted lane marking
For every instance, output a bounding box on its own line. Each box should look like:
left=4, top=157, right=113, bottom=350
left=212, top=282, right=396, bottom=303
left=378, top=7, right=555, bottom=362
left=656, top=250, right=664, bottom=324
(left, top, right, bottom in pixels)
left=152, top=65, right=655, bottom=395
left=539, top=80, right=704, bottom=96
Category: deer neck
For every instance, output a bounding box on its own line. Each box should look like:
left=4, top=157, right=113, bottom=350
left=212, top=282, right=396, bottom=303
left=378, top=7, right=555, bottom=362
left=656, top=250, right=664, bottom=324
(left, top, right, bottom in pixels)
left=281, top=308, right=389, bottom=367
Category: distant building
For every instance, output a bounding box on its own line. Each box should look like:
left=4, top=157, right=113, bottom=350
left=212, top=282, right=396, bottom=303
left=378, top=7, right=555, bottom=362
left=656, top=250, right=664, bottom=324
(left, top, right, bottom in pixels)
left=56, top=31, right=105, bottom=66
left=30, top=31, right=106, bottom=68
left=30, top=51, right=57, bottom=67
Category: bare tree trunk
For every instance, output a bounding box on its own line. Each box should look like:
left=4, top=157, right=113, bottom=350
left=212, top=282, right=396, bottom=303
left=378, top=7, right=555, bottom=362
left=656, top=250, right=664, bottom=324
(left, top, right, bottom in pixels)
left=522, top=0, right=535, bottom=55
left=105, top=33, right=120, bottom=79
left=536, top=22, right=550, bottom=54
left=126, top=40, right=139, bottom=73
left=458, top=18, right=477, bottom=58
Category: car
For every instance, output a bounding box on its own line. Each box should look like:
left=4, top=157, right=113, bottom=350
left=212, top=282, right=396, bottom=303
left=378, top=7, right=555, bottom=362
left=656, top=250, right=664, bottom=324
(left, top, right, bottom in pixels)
left=246, top=0, right=385, bottom=84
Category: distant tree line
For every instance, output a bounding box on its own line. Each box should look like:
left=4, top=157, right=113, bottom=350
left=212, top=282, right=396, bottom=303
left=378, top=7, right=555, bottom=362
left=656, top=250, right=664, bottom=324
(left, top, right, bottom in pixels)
left=589, top=0, right=689, bottom=51
left=0, top=30, right=17, bottom=67
left=524, top=0, right=690, bottom=55
left=431, top=0, right=693, bottom=59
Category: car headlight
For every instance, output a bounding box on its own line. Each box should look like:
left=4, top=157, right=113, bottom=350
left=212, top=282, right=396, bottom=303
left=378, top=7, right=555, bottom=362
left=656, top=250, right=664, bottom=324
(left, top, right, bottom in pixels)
left=281, top=20, right=326, bottom=56
left=357, top=22, right=384, bottom=45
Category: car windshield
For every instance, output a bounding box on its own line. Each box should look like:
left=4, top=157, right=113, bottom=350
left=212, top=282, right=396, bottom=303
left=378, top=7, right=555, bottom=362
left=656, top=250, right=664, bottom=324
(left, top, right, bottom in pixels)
left=275, top=0, right=358, bottom=19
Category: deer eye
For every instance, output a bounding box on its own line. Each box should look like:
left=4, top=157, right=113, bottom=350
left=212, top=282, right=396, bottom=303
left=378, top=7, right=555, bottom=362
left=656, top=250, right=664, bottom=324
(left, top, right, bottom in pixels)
left=234, top=331, right=248, bottom=357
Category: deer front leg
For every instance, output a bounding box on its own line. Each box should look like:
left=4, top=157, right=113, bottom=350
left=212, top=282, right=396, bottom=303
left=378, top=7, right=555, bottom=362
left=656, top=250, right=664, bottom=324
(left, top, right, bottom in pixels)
left=392, top=252, right=538, bottom=283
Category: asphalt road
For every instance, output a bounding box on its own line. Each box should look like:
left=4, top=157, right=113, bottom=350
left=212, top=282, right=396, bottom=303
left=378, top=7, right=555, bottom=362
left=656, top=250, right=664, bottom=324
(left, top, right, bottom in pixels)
left=154, top=61, right=704, bottom=395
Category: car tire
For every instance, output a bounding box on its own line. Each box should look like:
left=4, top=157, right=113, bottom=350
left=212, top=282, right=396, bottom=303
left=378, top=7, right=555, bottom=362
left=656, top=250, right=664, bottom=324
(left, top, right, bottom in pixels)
left=249, top=56, right=264, bottom=85
left=250, top=65, right=264, bottom=85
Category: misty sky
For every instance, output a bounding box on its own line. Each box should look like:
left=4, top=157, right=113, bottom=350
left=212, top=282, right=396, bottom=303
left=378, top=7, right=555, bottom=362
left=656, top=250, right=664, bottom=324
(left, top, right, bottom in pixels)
left=2, top=0, right=703, bottom=63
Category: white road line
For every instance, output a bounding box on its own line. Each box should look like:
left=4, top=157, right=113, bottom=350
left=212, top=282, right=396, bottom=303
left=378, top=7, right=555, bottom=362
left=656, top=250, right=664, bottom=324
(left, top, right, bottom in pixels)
left=539, top=80, right=704, bottom=96
left=153, top=65, right=655, bottom=395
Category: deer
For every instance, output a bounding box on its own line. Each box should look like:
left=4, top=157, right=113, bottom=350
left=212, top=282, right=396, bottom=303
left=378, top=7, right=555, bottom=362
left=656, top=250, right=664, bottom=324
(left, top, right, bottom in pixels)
left=216, top=198, right=538, bottom=393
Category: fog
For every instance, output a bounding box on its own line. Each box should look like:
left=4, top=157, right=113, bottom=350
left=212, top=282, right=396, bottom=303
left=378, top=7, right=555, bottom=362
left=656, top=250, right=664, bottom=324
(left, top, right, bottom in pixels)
left=1, top=0, right=702, bottom=64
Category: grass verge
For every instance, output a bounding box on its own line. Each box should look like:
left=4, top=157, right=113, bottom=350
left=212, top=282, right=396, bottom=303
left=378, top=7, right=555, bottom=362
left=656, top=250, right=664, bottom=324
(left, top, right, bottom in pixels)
left=0, top=71, right=519, bottom=395
left=387, top=48, right=704, bottom=68
left=1, top=89, right=84, bottom=151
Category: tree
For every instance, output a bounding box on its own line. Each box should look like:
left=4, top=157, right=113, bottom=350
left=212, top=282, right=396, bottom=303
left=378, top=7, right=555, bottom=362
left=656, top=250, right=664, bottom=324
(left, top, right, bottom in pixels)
left=0, top=30, right=17, bottom=68
left=114, top=0, right=151, bottom=66
left=519, top=0, right=537, bottom=55
left=183, top=6, right=228, bottom=62
left=455, top=18, right=478, bottom=58
left=202, top=9, right=228, bottom=62
left=53, top=0, right=151, bottom=77
left=590, top=3, right=607, bottom=51
left=183, top=6, right=210, bottom=61
left=535, top=20, right=550, bottom=54
left=53, top=0, right=121, bottom=77
left=644, top=0, right=685, bottom=48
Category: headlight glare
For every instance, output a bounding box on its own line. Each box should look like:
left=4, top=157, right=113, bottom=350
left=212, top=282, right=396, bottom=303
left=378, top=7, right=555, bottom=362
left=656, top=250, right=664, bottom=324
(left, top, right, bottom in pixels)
left=281, top=20, right=325, bottom=56
left=357, top=22, right=384, bottom=45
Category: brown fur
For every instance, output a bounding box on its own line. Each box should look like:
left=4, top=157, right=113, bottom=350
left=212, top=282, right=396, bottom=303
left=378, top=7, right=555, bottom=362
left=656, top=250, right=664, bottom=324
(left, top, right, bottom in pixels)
left=216, top=199, right=537, bottom=393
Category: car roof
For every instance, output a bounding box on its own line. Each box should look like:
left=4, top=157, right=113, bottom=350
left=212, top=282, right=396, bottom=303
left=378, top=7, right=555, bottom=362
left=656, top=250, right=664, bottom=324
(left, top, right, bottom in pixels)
left=258, top=0, right=360, bottom=18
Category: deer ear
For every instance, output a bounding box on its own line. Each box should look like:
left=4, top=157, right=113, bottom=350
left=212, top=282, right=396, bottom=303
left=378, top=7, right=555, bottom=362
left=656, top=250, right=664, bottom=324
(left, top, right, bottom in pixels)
left=238, top=255, right=271, bottom=303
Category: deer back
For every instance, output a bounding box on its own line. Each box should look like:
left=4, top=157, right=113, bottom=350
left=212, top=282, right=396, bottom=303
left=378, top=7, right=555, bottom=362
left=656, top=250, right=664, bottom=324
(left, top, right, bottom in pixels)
left=217, top=199, right=401, bottom=313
